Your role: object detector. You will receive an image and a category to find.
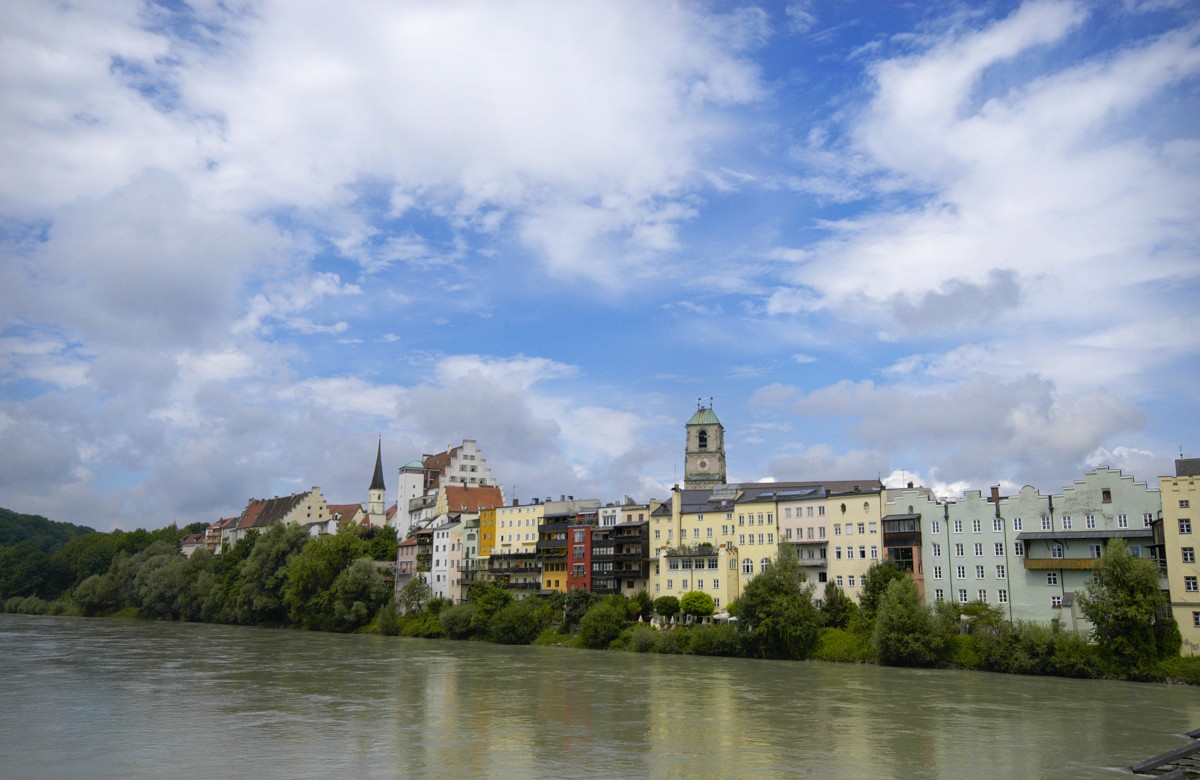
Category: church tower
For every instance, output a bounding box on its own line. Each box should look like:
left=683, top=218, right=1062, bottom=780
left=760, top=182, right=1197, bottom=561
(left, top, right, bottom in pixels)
left=368, top=437, right=387, bottom=527
left=683, top=400, right=726, bottom=490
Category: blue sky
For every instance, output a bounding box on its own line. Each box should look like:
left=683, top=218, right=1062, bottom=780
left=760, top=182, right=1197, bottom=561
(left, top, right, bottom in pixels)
left=1, top=0, right=1197, bottom=531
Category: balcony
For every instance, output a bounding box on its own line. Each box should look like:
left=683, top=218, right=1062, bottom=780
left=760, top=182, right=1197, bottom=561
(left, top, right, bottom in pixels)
left=614, top=565, right=647, bottom=578
left=1023, top=557, right=1096, bottom=570
left=503, top=580, right=541, bottom=591
left=614, top=550, right=645, bottom=562
left=796, top=558, right=827, bottom=567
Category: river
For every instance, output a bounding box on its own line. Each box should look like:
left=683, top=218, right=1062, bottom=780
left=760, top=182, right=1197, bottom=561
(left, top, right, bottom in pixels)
left=0, top=614, right=1196, bottom=779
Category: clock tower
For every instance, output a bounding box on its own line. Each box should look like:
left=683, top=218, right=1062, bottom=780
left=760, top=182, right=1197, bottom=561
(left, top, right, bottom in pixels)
left=683, top=400, right=726, bottom=490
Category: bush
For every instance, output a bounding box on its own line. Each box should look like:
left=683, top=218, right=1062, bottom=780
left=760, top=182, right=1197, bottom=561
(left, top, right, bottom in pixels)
left=812, top=627, right=874, bottom=663
left=628, top=626, right=657, bottom=653
left=653, top=629, right=689, bottom=654
left=687, top=623, right=740, bottom=656
left=489, top=600, right=544, bottom=645
left=1157, top=655, right=1200, bottom=685
left=400, top=612, right=442, bottom=638
left=872, top=578, right=942, bottom=667
left=578, top=600, right=627, bottom=649
left=439, top=603, right=477, bottom=640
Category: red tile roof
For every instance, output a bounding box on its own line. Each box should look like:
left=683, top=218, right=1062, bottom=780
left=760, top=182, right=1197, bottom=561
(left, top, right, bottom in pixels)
left=235, top=492, right=309, bottom=530
left=444, top=485, right=504, bottom=513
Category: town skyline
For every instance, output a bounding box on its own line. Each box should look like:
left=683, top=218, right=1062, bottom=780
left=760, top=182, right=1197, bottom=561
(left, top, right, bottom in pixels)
left=2, top=1, right=1197, bottom=532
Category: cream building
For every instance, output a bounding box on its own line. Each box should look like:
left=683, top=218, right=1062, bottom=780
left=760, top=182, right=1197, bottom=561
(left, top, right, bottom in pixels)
left=1159, top=459, right=1200, bottom=655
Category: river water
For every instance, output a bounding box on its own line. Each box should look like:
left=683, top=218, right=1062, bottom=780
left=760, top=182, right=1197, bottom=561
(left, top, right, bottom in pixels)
left=1, top=614, right=1196, bottom=779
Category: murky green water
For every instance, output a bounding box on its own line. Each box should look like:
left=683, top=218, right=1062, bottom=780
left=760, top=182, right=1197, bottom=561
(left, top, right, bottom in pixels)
left=0, top=614, right=1195, bottom=779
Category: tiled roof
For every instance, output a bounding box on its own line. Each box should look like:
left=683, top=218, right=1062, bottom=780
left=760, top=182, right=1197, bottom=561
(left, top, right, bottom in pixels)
left=327, top=503, right=364, bottom=519
left=444, top=485, right=504, bottom=513
left=687, top=406, right=721, bottom=426
left=235, top=492, right=308, bottom=530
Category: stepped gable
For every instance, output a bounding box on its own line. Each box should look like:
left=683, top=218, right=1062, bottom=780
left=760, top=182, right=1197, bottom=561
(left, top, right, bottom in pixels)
left=444, top=485, right=503, bottom=514
left=421, top=445, right=458, bottom=490
left=235, top=492, right=306, bottom=530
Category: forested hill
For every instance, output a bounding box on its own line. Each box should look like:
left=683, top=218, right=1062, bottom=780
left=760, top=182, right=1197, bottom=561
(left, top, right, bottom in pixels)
left=0, top=508, right=94, bottom=553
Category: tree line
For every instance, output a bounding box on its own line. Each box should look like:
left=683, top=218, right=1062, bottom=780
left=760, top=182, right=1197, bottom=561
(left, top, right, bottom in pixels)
left=1, top=506, right=1195, bottom=683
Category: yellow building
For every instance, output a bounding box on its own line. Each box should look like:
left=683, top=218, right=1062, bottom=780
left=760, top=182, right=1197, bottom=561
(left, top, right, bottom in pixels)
left=824, top=486, right=886, bottom=601
left=478, top=506, right=497, bottom=558
left=1159, top=460, right=1200, bottom=655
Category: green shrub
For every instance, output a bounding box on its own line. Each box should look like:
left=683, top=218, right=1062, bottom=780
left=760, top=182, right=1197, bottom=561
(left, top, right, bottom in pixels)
left=627, top=626, right=657, bottom=653
left=654, top=629, right=689, bottom=654
left=812, top=627, right=874, bottom=663
left=945, top=634, right=978, bottom=669
left=400, top=612, right=442, bottom=638
left=578, top=600, right=627, bottom=649
left=439, top=603, right=477, bottom=640
left=489, top=600, right=544, bottom=645
left=687, top=623, right=740, bottom=656
left=1157, top=655, right=1200, bottom=685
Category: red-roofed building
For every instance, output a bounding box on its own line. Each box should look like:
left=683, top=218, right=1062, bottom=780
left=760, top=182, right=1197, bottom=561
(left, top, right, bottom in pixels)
left=226, top=487, right=330, bottom=546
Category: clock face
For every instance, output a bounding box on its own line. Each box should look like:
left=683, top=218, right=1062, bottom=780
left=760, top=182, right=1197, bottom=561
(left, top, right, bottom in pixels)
left=698, top=459, right=708, bottom=469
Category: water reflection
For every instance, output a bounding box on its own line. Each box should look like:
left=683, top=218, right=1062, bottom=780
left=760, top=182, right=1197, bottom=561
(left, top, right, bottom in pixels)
left=1, top=615, right=1197, bottom=780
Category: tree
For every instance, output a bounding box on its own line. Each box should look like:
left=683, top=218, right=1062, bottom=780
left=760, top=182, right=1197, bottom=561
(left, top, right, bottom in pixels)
left=872, top=577, right=942, bottom=667
left=629, top=589, right=654, bottom=621
left=329, top=557, right=391, bottom=632
left=732, top=544, right=821, bottom=659
left=680, top=590, right=715, bottom=622
left=1076, top=538, right=1175, bottom=677
left=578, top=599, right=627, bottom=648
left=465, top=580, right=513, bottom=636
left=858, top=561, right=909, bottom=622
left=398, top=576, right=433, bottom=615
left=228, top=523, right=308, bottom=625
left=819, top=581, right=857, bottom=628
left=489, top=599, right=544, bottom=645
left=282, top=530, right=370, bottom=629
left=653, top=595, right=680, bottom=621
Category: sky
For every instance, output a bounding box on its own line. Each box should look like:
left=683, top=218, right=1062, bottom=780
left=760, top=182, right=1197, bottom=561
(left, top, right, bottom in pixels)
left=1, top=0, right=1198, bottom=532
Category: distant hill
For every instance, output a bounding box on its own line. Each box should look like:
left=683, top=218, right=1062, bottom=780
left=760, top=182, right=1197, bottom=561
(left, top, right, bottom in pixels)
left=0, top=507, right=95, bottom=553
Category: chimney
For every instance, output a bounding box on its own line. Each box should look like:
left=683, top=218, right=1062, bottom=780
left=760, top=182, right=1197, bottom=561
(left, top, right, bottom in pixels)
left=990, top=486, right=1000, bottom=504
left=907, top=481, right=914, bottom=489
left=512, top=498, right=518, bottom=506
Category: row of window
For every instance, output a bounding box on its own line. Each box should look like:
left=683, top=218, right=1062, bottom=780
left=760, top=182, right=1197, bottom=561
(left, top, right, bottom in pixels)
left=833, top=545, right=878, bottom=561
left=931, top=565, right=1007, bottom=580
left=931, top=513, right=1153, bottom=534
left=783, top=506, right=827, bottom=518
left=666, top=558, right=721, bottom=570
left=933, top=588, right=1009, bottom=604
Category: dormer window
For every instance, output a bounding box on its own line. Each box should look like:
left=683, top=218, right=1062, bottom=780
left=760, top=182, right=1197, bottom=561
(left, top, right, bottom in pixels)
left=698, top=429, right=708, bottom=449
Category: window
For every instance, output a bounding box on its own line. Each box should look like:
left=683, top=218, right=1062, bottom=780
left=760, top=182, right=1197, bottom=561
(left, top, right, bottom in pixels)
left=667, top=579, right=673, bottom=590
left=819, top=527, right=825, bottom=539
left=859, top=546, right=866, bottom=560
left=1185, top=576, right=1198, bottom=593
left=785, top=508, right=792, bottom=519
left=742, top=558, right=753, bottom=574
left=998, top=589, right=1008, bottom=603
left=835, top=547, right=842, bottom=560
left=1051, top=544, right=1064, bottom=559
left=758, top=533, right=765, bottom=545
left=933, top=566, right=943, bottom=579
left=869, top=522, right=877, bottom=534
left=836, top=576, right=844, bottom=587
left=834, top=525, right=841, bottom=536
left=1051, top=596, right=1062, bottom=608
left=1102, top=489, right=1112, bottom=503
left=933, top=543, right=942, bottom=557
left=972, top=519, right=981, bottom=533
left=848, top=575, right=856, bottom=587
left=993, top=518, right=1003, bottom=532
left=857, top=523, right=865, bottom=535
left=708, top=558, right=718, bottom=570
left=954, top=520, right=963, bottom=534
left=1143, top=513, right=1153, bottom=527
left=707, top=527, right=714, bottom=538
left=1180, top=519, right=1192, bottom=535
left=935, top=589, right=944, bottom=602
left=870, top=546, right=878, bottom=560
left=1117, top=515, right=1128, bottom=529
left=1013, top=517, right=1022, bottom=531
left=994, top=543, right=1004, bottom=556
left=760, top=557, right=770, bottom=572
left=1182, top=500, right=1192, bottom=509
left=1194, top=612, right=1200, bottom=628
left=1046, top=572, right=1058, bottom=585
left=932, top=520, right=941, bottom=534
left=1089, top=544, right=1102, bottom=558
left=996, top=564, right=1006, bottom=579
left=845, top=523, right=853, bottom=535
left=1062, top=516, right=1072, bottom=530
left=977, top=589, right=988, bottom=602
left=1085, top=515, right=1095, bottom=530
left=1184, top=547, right=1196, bottom=564
left=846, top=547, right=854, bottom=560
left=975, top=565, right=985, bottom=579
left=955, top=543, right=964, bottom=557
left=958, top=589, right=968, bottom=604
left=1014, top=541, right=1025, bottom=556
left=768, top=513, right=774, bottom=524
left=1041, top=516, right=1052, bottom=530
left=739, top=535, right=745, bottom=545
left=956, top=565, right=966, bottom=579
left=974, top=543, right=983, bottom=556
left=818, top=506, right=825, bottom=517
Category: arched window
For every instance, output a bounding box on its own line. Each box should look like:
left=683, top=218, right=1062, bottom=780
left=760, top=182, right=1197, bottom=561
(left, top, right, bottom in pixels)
left=698, top=429, right=708, bottom=450
left=742, top=558, right=753, bottom=574
left=760, top=557, right=770, bottom=572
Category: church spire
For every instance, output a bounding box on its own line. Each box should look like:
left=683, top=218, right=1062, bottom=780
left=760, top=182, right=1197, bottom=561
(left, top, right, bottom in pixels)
left=370, top=436, right=386, bottom=492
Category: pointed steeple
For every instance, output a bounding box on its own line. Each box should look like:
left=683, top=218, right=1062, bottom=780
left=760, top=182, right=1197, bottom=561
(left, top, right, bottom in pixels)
left=370, top=436, right=386, bottom=492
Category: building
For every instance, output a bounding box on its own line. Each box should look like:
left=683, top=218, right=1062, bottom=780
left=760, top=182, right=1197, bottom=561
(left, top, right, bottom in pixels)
left=394, top=440, right=502, bottom=536
left=683, top=402, right=727, bottom=491
left=367, top=438, right=387, bottom=528
left=1159, top=458, right=1200, bottom=655
left=226, top=487, right=330, bottom=546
